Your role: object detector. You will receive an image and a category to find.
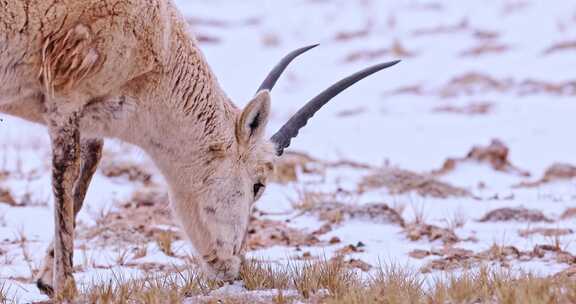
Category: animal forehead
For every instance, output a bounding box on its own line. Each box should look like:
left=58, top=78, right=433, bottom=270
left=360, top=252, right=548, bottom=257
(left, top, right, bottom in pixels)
left=251, top=158, right=274, bottom=176
left=235, top=152, right=273, bottom=174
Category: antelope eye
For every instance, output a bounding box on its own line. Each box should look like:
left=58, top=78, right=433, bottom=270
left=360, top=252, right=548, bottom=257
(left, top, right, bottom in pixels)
left=253, top=182, right=265, bottom=197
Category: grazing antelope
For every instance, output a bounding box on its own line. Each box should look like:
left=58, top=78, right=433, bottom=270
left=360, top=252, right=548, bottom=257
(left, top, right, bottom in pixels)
left=0, top=0, right=399, bottom=300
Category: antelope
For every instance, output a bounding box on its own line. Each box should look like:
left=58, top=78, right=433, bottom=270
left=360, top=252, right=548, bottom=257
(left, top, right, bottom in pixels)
left=0, top=0, right=399, bottom=300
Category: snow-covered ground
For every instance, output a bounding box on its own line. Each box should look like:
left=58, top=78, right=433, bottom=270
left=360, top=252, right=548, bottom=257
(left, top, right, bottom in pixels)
left=1, top=0, right=576, bottom=302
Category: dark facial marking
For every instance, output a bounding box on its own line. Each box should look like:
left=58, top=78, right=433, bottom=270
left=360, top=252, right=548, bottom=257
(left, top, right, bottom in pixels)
left=249, top=113, right=260, bottom=137
left=253, top=182, right=264, bottom=197
left=204, top=206, right=216, bottom=215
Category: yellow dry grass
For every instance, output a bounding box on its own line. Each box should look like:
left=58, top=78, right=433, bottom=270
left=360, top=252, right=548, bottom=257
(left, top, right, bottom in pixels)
left=1, top=258, right=575, bottom=303
left=240, top=260, right=576, bottom=304
left=0, top=281, right=14, bottom=304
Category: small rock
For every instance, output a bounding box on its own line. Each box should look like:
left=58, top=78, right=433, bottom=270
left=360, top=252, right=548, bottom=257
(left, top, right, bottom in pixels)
left=329, top=236, right=341, bottom=244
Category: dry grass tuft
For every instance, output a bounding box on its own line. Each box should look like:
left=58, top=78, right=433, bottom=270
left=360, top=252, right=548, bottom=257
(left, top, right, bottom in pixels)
left=433, top=101, right=493, bottom=116
left=404, top=222, right=460, bottom=245
left=291, top=189, right=340, bottom=213
left=331, top=263, right=425, bottom=304
left=429, top=267, right=576, bottom=304
left=518, top=227, right=573, bottom=238
left=291, top=258, right=359, bottom=299
left=239, top=259, right=291, bottom=290
left=245, top=217, right=322, bottom=250
left=0, top=281, right=15, bottom=304
left=352, top=265, right=576, bottom=304
left=479, top=207, right=552, bottom=223
left=13, top=259, right=572, bottom=303
left=81, top=267, right=219, bottom=304
left=298, top=200, right=405, bottom=227
left=288, top=261, right=576, bottom=303
left=79, top=188, right=177, bottom=248
left=460, top=41, right=510, bottom=57
left=515, top=163, right=576, bottom=188
left=344, top=40, right=417, bottom=63
left=100, top=161, right=152, bottom=184
left=433, top=139, right=530, bottom=177
left=544, top=40, right=576, bottom=55
left=417, top=242, right=576, bottom=273
left=359, top=167, right=470, bottom=198
left=562, top=208, right=576, bottom=220
left=240, top=258, right=361, bottom=300
left=271, top=152, right=323, bottom=184
left=435, top=73, right=576, bottom=98
left=0, top=188, right=16, bottom=207
left=271, top=151, right=372, bottom=185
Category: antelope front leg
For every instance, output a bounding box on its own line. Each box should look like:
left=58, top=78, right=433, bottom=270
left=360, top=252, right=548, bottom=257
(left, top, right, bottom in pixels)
left=36, top=138, right=103, bottom=297
left=44, top=110, right=82, bottom=300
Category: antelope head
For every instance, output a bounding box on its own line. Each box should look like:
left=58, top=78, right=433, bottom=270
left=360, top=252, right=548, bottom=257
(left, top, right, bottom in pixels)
left=178, top=45, right=399, bottom=280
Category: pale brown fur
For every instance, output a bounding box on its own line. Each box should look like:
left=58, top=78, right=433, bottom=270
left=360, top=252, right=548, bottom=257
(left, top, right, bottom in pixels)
left=0, top=0, right=276, bottom=300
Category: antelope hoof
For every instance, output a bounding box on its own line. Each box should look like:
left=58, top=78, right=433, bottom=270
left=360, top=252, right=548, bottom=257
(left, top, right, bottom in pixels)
left=36, top=279, right=54, bottom=297
left=35, top=256, right=54, bottom=297
left=204, top=255, right=241, bottom=281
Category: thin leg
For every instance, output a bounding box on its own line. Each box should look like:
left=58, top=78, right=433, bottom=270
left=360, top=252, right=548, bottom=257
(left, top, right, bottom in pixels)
left=36, top=138, right=103, bottom=297
left=45, top=111, right=82, bottom=300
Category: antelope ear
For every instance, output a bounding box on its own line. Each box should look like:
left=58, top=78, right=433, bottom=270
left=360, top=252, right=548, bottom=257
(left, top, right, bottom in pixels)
left=236, top=90, right=271, bottom=146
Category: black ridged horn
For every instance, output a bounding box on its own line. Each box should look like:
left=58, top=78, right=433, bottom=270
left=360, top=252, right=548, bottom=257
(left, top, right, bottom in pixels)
left=270, top=60, right=401, bottom=155
left=256, top=44, right=319, bottom=93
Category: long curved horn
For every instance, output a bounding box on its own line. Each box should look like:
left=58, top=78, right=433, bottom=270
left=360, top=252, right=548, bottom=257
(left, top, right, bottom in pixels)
left=270, top=60, right=401, bottom=156
left=256, top=44, right=319, bottom=93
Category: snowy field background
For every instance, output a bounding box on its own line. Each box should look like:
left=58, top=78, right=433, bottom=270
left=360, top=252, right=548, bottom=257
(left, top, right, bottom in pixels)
left=1, top=0, right=576, bottom=302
